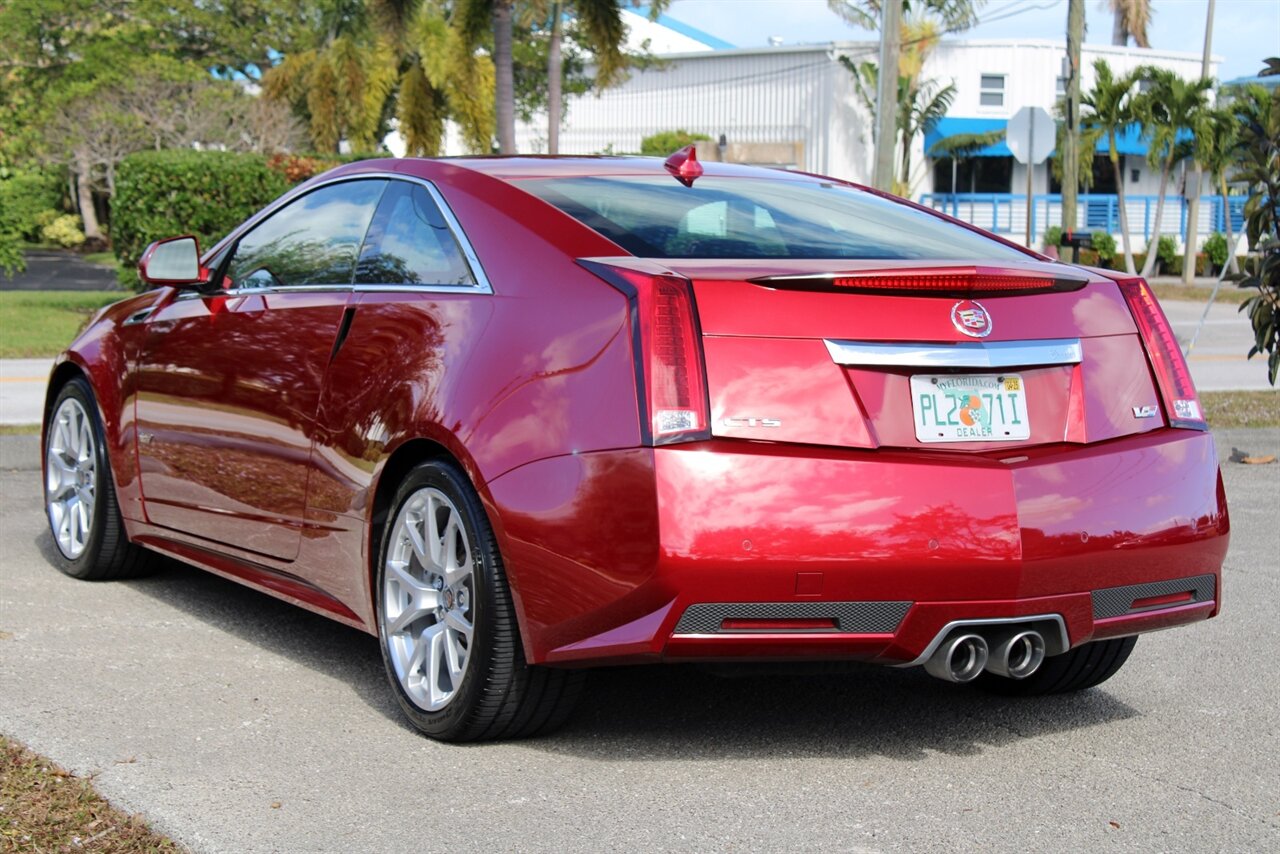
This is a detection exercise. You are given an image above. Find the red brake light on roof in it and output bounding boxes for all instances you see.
[1117,278,1207,430]
[578,260,710,444]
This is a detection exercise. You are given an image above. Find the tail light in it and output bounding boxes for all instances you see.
[1117,278,1206,430]
[578,260,710,444]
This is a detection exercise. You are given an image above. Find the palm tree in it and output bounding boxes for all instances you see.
[1081,59,1140,273]
[1192,105,1242,275]
[528,1,665,155]
[1107,0,1152,48]
[827,0,982,31]
[1133,67,1211,278]
[263,0,398,153]
[265,0,494,156]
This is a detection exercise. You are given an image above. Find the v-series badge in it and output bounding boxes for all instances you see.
[1132,405,1158,419]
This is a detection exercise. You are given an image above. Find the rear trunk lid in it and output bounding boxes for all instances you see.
[663,258,1163,451]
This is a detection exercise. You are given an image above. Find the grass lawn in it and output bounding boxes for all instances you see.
[1200,390,1280,428]
[0,735,179,852]
[1148,282,1255,306]
[0,290,126,358]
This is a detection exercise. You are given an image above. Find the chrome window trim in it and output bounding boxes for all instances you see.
[199,170,493,296]
[178,281,487,300]
[824,337,1083,369]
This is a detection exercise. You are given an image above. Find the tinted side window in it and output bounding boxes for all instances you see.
[355,182,477,287]
[228,180,387,289]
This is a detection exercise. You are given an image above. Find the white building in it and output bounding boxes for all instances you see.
[508,20,1230,250]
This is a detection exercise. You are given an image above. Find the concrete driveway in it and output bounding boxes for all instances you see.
[1,429,1278,852]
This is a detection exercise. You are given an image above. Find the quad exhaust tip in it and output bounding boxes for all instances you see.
[922,628,1048,683]
[923,632,989,683]
[985,629,1047,680]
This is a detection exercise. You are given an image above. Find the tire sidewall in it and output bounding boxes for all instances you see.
[44,378,112,579]
[375,460,499,738]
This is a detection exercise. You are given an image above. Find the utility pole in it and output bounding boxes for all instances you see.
[1062,0,1084,263]
[873,0,902,193]
[1182,0,1216,283]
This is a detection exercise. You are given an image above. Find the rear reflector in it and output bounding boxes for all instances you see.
[749,265,1090,296]
[578,260,710,444]
[1117,278,1207,430]
[720,618,838,632]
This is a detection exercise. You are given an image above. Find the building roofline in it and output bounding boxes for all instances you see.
[651,37,1219,65]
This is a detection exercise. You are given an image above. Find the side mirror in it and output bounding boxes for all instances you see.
[138,235,209,289]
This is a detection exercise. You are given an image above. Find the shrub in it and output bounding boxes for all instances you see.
[0,168,64,242]
[40,214,85,248]
[1091,231,1117,266]
[1156,235,1179,270]
[112,150,290,289]
[639,130,712,157]
[1042,225,1063,247]
[1203,232,1229,270]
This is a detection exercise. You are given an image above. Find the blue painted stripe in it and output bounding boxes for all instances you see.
[631,5,736,50]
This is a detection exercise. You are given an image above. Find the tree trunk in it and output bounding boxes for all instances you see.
[74,154,103,241]
[1182,166,1203,282]
[1220,172,1239,275]
[1112,148,1136,274]
[493,0,516,154]
[872,0,901,192]
[546,2,563,155]
[1112,12,1127,46]
[899,122,912,190]
[1062,0,1085,262]
[1139,159,1172,279]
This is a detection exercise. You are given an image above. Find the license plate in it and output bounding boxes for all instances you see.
[910,373,1030,443]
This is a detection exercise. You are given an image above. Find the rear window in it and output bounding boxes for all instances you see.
[521,176,1027,261]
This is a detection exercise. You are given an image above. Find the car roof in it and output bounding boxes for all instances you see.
[394,155,832,184]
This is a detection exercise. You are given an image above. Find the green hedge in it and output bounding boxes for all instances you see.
[0,168,64,242]
[112,150,290,289]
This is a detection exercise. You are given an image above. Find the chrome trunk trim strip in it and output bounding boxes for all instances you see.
[824,337,1083,369]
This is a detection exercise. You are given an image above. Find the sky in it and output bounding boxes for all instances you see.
[665,0,1280,81]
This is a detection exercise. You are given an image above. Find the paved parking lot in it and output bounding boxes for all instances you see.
[1,430,1278,852]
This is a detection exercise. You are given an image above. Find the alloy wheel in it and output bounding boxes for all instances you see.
[46,397,97,560]
[382,487,476,711]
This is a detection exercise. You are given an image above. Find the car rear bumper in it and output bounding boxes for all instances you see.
[490,428,1227,666]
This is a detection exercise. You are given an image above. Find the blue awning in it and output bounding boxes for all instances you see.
[927,118,1189,159]
[925,118,1011,157]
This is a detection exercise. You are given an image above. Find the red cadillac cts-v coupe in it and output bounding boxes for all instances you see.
[43,152,1228,741]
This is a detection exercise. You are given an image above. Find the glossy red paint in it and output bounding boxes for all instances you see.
[45,155,1228,686]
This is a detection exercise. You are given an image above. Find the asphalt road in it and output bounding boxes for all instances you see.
[0,250,119,292]
[2,430,1279,853]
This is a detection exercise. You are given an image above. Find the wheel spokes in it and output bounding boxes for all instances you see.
[46,397,97,560]
[382,485,478,712]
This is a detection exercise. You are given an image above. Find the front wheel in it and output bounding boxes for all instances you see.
[976,636,1138,696]
[375,460,583,741]
[44,378,156,580]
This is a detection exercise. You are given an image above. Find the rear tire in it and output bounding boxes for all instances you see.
[375,459,583,741]
[43,378,156,581]
[976,636,1137,696]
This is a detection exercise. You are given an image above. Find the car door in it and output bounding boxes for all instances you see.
[134,178,387,561]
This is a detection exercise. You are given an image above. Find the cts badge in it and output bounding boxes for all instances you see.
[722,416,782,428]
[951,300,993,338]
[1132,405,1158,419]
